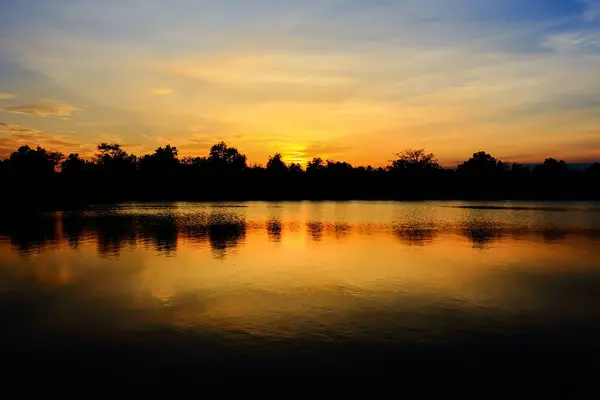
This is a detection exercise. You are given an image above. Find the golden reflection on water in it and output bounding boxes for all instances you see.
[0,201,599,339]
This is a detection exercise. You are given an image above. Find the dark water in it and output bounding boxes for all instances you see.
[1,201,600,383]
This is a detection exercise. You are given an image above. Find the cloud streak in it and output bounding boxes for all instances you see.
[581,0,600,21]
[0,121,39,134]
[0,99,81,117]
[0,132,88,159]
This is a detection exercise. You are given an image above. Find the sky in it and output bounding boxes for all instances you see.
[0,0,599,166]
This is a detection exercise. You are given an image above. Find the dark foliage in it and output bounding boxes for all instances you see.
[1,143,599,208]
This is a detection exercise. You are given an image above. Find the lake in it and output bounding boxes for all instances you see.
[1,201,600,383]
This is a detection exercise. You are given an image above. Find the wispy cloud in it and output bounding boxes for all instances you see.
[0,121,39,134]
[0,92,16,100]
[0,98,81,117]
[0,132,88,159]
[581,0,600,22]
[153,132,234,153]
[542,31,600,53]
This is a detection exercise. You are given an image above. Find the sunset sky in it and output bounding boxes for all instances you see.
[0,0,599,166]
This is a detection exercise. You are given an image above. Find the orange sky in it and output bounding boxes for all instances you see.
[1,0,599,166]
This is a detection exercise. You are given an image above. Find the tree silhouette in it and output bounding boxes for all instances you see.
[306,157,325,175]
[61,153,87,177]
[94,143,129,163]
[587,162,600,176]
[457,151,506,177]
[2,145,64,208]
[455,151,509,198]
[389,149,440,171]
[266,153,288,174]
[510,162,530,177]
[10,145,63,177]
[386,149,443,198]
[288,163,303,174]
[208,141,247,170]
[93,143,137,175]
[90,143,138,201]
[0,141,599,207]
[535,158,568,178]
[139,145,179,174]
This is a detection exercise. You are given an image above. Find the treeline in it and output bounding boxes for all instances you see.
[1,141,599,207]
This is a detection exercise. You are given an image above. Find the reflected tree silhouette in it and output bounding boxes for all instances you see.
[460,224,503,249]
[139,216,179,255]
[5,215,59,255]
[393,225,437,246]
[457,210,506,249]
[267,218,283,242]
[61,212,86,249]
[391,208,438,246]
[542,228,568,243]
[304,222,352,241]
[207,221,247,257]
[94,215,138,257]
[179,211,247,258]
[307,222,324,241]
[333,222,351,239]
[1,207,600,257]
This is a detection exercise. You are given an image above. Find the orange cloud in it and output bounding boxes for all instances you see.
[0,132,89,159]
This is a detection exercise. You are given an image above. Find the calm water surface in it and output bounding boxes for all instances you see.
[1,201,600,383]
